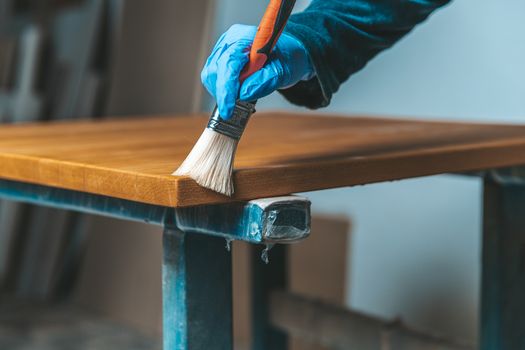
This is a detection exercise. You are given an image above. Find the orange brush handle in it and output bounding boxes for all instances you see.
[239,0,296,83]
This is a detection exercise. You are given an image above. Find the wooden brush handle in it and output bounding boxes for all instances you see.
[239,0,296,83]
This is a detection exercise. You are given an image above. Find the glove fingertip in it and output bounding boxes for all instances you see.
[201,72,212,93]
[200,65,208,83]
[202,81,217,99]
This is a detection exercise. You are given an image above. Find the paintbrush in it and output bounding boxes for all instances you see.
[173,0,296,196]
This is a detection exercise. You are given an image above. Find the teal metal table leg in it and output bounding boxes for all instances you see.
[481,175,525,349]
[252,244,288,350]
[163,227,233,350]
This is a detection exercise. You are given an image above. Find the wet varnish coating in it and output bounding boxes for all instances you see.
[0,113,525,207]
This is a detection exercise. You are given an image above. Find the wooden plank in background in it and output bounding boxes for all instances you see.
[0,0,117,300]
[1,114,525,207]
[271,291,473,350]
[289,216,349,350]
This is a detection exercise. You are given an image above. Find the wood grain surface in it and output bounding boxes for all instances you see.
[0,113,525,207]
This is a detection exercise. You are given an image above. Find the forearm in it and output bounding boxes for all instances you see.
[280,0,451,108]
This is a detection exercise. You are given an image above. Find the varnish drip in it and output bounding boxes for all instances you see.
[261,244,275,264]
[225,238,232,252]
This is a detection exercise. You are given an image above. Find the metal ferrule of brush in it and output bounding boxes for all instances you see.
[207,101,256,140]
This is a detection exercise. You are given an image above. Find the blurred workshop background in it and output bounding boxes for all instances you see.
[0,0,524,349]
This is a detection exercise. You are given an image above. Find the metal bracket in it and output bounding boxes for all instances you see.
[174,196,310,243]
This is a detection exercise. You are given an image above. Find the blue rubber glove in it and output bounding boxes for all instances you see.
[201,24,315,120]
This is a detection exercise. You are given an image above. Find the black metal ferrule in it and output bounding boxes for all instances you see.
[207,101,257,140]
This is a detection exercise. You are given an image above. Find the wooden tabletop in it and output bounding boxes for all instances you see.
[0,113,525,207]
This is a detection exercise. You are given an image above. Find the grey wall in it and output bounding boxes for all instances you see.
[212,0,525,342]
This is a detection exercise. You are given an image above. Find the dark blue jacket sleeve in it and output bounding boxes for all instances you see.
[280,0,451,108]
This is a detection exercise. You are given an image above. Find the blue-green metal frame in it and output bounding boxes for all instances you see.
[0,178,312,350]
[163,228,233,350]
[0,179,310,244]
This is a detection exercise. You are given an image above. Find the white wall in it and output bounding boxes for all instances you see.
[212,0,525,342]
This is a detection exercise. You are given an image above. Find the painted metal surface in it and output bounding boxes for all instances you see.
[251,244,288,350]
[0,178,310,348]
[176,195,311,243]
[481,179,525,349]
[0,179,310,244]
[0,176,310,349]
[163,228,233,350]
[0,178,170,226]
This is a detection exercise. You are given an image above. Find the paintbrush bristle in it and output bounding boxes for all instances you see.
[173,128,238,196]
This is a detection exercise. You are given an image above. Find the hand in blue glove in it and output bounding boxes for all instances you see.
[201,24,315,120]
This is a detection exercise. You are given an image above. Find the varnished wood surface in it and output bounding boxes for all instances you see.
[0,113,525,207]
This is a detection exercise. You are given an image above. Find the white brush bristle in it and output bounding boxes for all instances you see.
[173,128,238,196]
